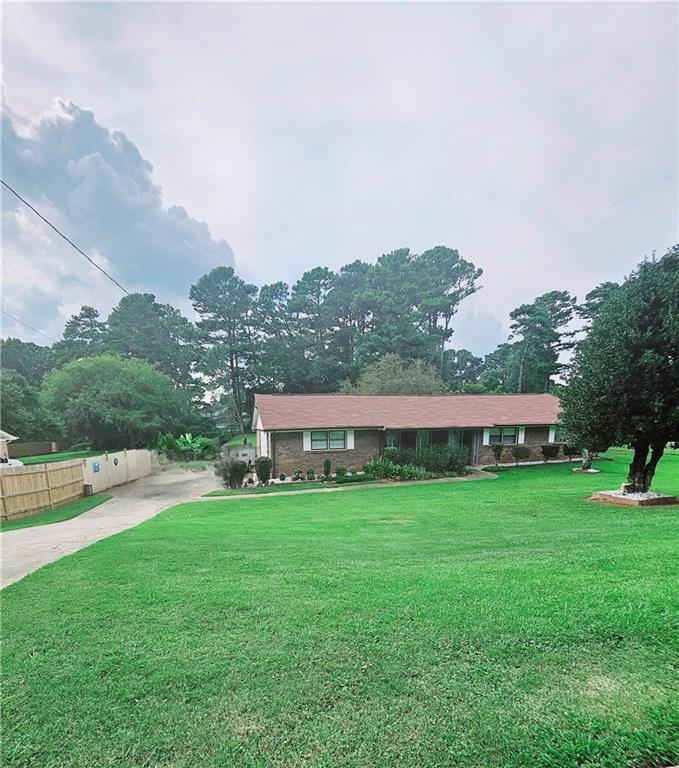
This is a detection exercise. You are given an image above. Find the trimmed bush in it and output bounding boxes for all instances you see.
[563,444,580,460]
[292,467,303,481]
[214,457,248,488]
[334,474,371,485]
[254,456,273,483]
[306,467,316,481]
[541,444,560,462]
[279,472,286,481]
[510,445,531,464]
[394,446,467,475]
[323,458,331,478]
[335,465,347,478]
[383,446,399,462]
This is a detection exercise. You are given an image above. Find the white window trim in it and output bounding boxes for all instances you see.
[485,426,524,446]
[548,425,556,444]
[303,429,354,451]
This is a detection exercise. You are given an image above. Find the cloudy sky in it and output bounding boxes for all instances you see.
[2,2,677,354]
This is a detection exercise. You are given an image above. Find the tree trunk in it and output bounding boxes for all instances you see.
[622,439,665,493]
[624,439,649,493]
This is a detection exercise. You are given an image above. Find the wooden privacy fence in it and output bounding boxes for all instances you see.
[0,460,84,523]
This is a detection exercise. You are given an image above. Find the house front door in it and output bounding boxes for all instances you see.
[462,430,481,465]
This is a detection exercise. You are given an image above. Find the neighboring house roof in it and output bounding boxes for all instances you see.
[0,430,19,442]
[254,393,562,431]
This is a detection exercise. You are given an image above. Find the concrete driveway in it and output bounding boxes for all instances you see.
[1,467,215,589]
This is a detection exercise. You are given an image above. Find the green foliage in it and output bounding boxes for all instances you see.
[41,355,194,449]
[335,465,347,478]
[214,456,248,488]
[445,348,484,391]
[363,458,433,480]
[52,306,107,365]
[333,474,372,485]
[106,293,197,392]
[340,353,449,394]
[0,337,54,386]
[254,456,273,483]
[322,458,331,478]
[292,468,303,481]
[562,246,679,490]
[0,369,63,441]
[383,446,399,462]
[541,444,560,462]
[306,467,316,480]
[395,446,467,474]
[2,451,678,766]
[190,267,258,433]
[158,433,217,459]
[490,443,503,465]
[510,445,532,464]
[481,292,576,394]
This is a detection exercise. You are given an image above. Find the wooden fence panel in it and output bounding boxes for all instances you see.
[0,460,84,522]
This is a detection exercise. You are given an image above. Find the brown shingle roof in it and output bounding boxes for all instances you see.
[254,393,561,431]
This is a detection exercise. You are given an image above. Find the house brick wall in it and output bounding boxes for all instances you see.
[477,425,563,465]
[272,429,383,477]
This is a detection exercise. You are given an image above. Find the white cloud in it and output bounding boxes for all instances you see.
[2,99,233,340]
[1,2,676,354]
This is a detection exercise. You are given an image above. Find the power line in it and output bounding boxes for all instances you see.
[1,179,129,295]
[1,310,56,343]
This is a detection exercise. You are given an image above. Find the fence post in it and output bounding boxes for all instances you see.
[46,465,55,510]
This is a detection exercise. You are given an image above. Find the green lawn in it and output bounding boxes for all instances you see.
[2,450,678,767]
[20,449,105,465]
[205,481,329,496]
[225,433,256,447]
[0,494,112,532]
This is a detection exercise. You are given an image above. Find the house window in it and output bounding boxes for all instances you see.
[310,430,346,450]
[553,426,565,443]
[385,430,399,448]
[489,426,518,445]
[431,430,449,446]
[329,430,346,449]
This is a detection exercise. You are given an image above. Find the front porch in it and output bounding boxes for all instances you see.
[384,429,482,465]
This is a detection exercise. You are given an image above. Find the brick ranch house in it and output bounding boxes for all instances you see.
[252,393,563,477]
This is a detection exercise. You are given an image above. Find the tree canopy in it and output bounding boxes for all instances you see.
[561,247,679,492]
[340,353,449,395]
[40,355,196,449]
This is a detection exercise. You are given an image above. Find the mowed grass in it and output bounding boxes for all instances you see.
[205,481,328,496]
[20,450,105,465]
[0,494,112,532]
[2,451,678,768]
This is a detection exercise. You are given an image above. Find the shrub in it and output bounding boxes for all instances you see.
[306,467,316,480]
[279,472,287,481]
[563,444,580,459]
[392,446,468,475]
[254,456,273,483]
[363,458,395,480]
[383,446,399,462]
[214,457,248,488]
[510,445,531,464]
[541,444,560,462]
[335,465,347,478]
[334,474,371,485]
[292,467,303,481]
[323,458,331,478]
[363,458,433,481]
